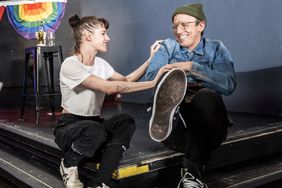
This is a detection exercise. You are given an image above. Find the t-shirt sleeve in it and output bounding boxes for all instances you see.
[60,58,91,90]
[94,57,114,79]
[103,61,114,79]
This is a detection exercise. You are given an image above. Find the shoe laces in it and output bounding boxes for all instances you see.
[177,172,205,188]
[174,107,187,128]
[68,167,79,179]
[89,183,109,188]
[61,164,79,184]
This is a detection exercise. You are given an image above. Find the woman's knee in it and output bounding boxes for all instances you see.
[83,125,107,144]
[109,114,136,147]
[114,113,136,134]
[69,122,108,158]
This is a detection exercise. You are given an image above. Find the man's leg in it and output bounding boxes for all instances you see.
[162,88,230,187]
[180,88,230,164]
[177,88,231,187]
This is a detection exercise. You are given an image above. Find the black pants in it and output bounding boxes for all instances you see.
[162,88,231,166]
[54,113,136,167]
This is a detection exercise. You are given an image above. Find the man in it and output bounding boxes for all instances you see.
[146,3,236,188]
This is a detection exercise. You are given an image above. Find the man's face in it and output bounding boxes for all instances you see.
[172,14,205,50]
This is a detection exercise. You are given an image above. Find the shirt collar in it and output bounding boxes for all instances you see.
[179,38,205,55]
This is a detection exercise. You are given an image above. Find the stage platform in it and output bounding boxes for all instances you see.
[0,102,282,188]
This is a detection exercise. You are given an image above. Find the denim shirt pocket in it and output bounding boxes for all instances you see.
[193,55,213,69]
[170,53,188,64]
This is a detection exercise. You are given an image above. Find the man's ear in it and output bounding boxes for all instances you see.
[198,21,206,32]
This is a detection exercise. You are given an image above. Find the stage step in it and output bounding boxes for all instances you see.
[0,140,63,188]
[0,111,282,187]
[207,152,282,188]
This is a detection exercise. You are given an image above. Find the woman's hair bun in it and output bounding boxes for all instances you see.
[69,14,81,28]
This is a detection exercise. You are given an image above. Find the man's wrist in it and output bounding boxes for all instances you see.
[186,61,193,71]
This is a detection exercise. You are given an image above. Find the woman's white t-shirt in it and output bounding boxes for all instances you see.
[60,56,114,116]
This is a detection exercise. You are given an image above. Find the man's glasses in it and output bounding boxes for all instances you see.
[171,22,196,33]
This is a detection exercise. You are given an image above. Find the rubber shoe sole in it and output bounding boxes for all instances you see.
[149,68,187,142]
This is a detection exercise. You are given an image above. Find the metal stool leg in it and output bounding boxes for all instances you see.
[44,53,56,119]
[34,47,42,125]
[19,52,29,121]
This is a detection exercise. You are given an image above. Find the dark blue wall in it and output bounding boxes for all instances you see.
[80,0,282,115]
[0,0,281,115]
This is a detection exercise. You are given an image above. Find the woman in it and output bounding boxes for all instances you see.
[53,15,164,188]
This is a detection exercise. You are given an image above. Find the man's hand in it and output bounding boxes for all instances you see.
[164,61,192,72]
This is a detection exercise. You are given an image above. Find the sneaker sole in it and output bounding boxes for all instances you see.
[149,68,187,142]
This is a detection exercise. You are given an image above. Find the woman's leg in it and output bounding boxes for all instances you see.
[93,113,136,186]
[55,115,107,167]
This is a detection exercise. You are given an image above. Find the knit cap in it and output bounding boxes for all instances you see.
[172,3,206,22]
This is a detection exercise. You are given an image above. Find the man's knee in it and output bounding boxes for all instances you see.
[192,88,226,113]
[194,88,221,104]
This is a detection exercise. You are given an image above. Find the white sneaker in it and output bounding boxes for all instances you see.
[87,182,110,188]
[96,183,110,188]
[60,159,84,188]
[0,82,3,91]
[177,172,207,188]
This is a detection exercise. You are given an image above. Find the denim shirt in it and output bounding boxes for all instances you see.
[145,38,236,95]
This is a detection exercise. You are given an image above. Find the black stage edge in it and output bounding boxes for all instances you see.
[0,102,282,187]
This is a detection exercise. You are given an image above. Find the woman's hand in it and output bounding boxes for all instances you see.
[148,40,163,61]
[152,66,169,86]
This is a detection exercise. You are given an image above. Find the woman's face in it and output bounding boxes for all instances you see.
[91,24,110,52]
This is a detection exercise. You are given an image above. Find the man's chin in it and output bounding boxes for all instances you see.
[178,41,190,48]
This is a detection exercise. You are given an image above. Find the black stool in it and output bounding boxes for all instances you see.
[20,46,63,125]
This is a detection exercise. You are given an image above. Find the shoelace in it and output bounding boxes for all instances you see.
[177,172,204,188]
[182,178,204,188]
[61,165,78,184]
[174,107,187,128]
[88,183,109,188]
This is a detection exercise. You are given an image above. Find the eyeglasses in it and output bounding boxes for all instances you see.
[171,22,196,33]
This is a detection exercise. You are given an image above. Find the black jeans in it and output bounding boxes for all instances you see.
[162,88,231,166]
[54,113,136,160]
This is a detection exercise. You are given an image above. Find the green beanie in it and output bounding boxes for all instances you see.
[172,3,206,22]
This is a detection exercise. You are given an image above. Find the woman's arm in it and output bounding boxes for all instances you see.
[111,40,163,82]
[81,67,166,95]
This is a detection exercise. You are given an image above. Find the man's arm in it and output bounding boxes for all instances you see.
[145,40,172,80]
[163,41,236,95]
[188,42,236,95]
